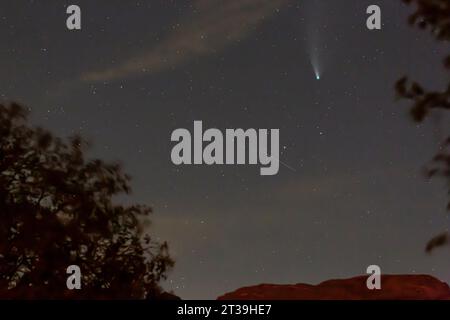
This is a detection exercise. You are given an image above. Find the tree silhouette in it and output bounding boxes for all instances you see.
[396,0,450,253]
[0,103,174,299]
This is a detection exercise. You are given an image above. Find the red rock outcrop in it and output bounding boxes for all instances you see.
[218,275,450,300]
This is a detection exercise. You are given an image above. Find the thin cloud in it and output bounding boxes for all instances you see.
[81,0,286,82]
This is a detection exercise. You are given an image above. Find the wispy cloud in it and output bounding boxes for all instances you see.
[81,0,286,82]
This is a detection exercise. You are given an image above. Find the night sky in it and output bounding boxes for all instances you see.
[1,0,450,299]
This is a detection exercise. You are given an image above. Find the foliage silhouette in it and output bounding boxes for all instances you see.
[396,0,450,253]
[0,103,174,299]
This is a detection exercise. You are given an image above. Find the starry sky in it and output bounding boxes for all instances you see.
[1,0,450,299]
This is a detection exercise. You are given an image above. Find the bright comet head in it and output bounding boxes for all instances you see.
[310,48,322,81]
[311,60,321,81]
[314,69,320,80]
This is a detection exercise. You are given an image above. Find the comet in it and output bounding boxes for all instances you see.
[314,67,320,80]
[304,1,327,82]
[310,53,321,80]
